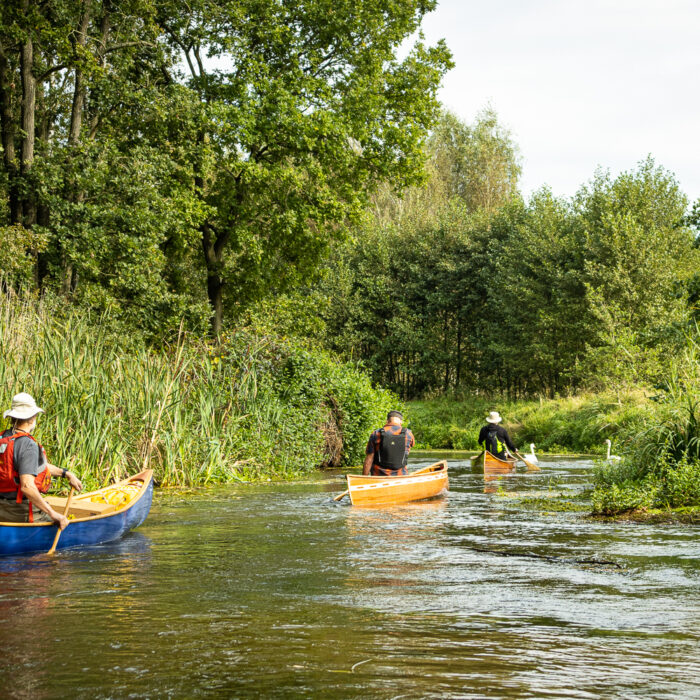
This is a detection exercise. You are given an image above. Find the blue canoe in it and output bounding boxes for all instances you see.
[0,469,153,557]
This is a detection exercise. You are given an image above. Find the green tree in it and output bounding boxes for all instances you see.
[574,158,699,390]
[429,107,521,214]
[157,0,452,335]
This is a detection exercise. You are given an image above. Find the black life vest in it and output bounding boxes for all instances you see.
[377,428,408,470]
[485,428,505,457]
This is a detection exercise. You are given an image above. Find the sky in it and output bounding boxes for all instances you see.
[417,0,700,202]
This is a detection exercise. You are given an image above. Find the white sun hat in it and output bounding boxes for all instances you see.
[485,411,502,424]
[3,392,44,420]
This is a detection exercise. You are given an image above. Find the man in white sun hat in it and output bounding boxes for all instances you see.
[0,392,82,525]
[478,410,517,461]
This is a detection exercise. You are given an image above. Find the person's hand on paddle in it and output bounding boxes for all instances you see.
[48,463,84,492]
[50,510,69,530]
[66,471,83,492]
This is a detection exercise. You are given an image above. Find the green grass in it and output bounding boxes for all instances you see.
[406,393,651,454]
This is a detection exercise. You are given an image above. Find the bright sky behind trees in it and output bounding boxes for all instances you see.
[420,0,700,200]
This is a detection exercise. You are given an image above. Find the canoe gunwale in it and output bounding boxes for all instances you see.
[0,469,153,528]
[346,460,447,482]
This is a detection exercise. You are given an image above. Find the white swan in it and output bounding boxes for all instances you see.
[605,439,621,461]
[524,443,538,464]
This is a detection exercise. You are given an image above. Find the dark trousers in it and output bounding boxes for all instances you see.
[0,499,52,523]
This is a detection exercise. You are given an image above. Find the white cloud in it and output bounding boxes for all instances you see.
[419,0,700,201]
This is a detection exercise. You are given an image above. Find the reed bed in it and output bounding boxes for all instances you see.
[592,328,700,513]
[0,293,395,488]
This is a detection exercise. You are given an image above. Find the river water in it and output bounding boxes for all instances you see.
[1,454,699,699]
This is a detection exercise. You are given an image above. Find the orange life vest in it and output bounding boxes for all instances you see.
[0,430,51,522]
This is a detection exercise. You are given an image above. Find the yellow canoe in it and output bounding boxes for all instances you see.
[346,460,448,506]
[470,450,517,473]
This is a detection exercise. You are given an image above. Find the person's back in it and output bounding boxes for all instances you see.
[478,411,516,460]
[363,411,415,476]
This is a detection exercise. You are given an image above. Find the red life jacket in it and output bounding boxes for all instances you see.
[0,430,51,522]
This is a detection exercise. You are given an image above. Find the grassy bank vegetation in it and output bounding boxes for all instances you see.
[0,293,397,488]
[407,393,651,454]
[591,331,700,515]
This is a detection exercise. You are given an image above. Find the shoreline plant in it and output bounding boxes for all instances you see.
[0,292,397,489]
[591,329,700,514]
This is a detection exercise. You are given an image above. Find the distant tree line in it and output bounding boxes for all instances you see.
[297,112,700,399]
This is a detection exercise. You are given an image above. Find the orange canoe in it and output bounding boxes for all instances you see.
[470,450,517,473]
[346,460,449,506]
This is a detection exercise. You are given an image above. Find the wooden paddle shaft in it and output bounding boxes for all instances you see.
[48,487,75,555]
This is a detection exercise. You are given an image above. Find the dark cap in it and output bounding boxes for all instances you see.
[387,410,404,421]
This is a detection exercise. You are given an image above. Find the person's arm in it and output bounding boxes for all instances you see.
[502,428,517,452]
[19,474,68,529]
[47,463,83,492]
[478,426,487,448]
[363,432,377,475]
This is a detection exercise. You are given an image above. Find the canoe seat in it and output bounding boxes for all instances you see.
[45,496,117,518]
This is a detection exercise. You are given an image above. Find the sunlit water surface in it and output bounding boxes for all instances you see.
[1,454,699,699]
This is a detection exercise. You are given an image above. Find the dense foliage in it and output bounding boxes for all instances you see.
[314,112,700,399]
[0,0,451,335]
[0,292,398,486]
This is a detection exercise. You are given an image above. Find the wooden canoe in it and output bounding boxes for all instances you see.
[346,460,448,506]
[0,470,153,557]
[470,450,517,473]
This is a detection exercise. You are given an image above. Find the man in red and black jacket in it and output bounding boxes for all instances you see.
[363,411,415,476]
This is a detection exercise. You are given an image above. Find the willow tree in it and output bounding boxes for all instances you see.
[158,0,452,335]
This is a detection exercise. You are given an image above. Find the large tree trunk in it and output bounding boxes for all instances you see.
[207,268,224,337]
[35,78,51,286]
[20,34,36,229]
[61,2,93,295]
[0,43,20,224]
[201,221,224,337]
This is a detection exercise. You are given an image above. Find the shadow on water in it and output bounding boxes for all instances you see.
[1,456,699,698]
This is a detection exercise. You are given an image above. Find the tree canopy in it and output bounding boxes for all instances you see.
[0,0,452,334]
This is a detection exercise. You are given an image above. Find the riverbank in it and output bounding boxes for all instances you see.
[0,292,397,488]
[406,393,651,454]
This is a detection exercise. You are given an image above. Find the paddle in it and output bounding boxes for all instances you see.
[48,487,75,555]
[514,450,540,471]
[332,462,443,502]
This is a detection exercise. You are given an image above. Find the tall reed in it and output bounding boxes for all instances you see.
[0,292,395,488]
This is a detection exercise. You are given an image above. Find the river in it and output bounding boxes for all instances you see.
[1,454,699,699]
